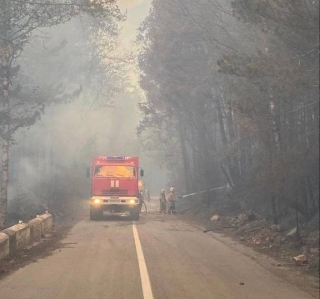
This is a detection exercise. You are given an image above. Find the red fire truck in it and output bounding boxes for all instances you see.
[88,156,144,221]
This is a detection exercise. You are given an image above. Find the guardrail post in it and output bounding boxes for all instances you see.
[0,232,9,261]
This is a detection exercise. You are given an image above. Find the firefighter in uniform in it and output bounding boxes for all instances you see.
[159,189,167,213]
[167,187,176,215]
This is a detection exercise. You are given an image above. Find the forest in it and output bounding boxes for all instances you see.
[0,0,319,232]
[137,0,319,225]
[0,0,131,228]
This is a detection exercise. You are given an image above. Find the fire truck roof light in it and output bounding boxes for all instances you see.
[106,156,126,160]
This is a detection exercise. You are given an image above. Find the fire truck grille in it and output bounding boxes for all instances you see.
[102,189,128,196]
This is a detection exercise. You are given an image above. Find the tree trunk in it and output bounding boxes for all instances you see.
[177,114,193,193]
[215,95,237,186]
[271,195,279,225]
[300,179,310,221]
[306,176,316,211]
[295,209,301,241]
[267,132,278,224]
[0,70,10,229]
[0,1,11,229]
[226,103,239,176]
[216,96,228,146]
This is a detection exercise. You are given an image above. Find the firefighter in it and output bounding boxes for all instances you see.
[159,189,167,213]
[167,187,176,215]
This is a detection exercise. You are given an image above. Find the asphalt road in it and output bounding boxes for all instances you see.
[0,200,317,299]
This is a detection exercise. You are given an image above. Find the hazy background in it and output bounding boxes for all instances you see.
[6,0,165,223]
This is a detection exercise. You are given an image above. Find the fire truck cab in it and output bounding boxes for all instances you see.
[88,156,143,221]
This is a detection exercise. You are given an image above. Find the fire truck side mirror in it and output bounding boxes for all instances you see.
[140,169,144,177]
[86,167,90,178]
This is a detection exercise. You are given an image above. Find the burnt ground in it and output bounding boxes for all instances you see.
[178,212,319,298]
[180,210,319,277]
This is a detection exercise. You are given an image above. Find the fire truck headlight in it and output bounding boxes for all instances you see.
[129,199,136,205]
[94,199,101,204]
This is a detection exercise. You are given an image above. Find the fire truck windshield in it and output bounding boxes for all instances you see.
[94,165,136,178]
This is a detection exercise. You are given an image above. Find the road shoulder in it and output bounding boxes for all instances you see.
[179,214,319,298]
[0,221,74,280]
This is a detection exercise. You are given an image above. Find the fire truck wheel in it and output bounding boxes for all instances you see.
[90,207,102,221]
[130,208,140,221]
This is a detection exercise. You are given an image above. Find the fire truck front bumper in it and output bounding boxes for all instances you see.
[90,197,140,212]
